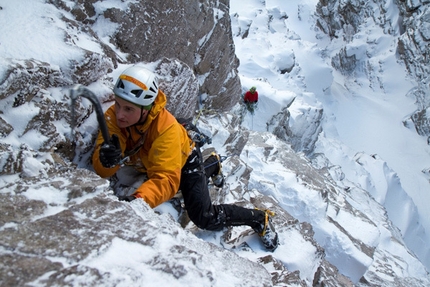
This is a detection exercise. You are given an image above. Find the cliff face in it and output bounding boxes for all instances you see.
[60,0,241,112]
[1,1,430,286]
[0,0,242,163]
[397,1,430,140]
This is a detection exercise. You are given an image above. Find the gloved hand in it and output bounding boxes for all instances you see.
[117,195,136,202]
[99,134,122,168]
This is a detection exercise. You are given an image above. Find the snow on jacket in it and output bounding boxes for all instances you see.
[244,90,258,103]
[92,90,194,208]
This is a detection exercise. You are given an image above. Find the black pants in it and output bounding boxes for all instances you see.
[180,147,265,231]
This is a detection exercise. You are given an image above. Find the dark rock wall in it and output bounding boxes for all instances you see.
[67,0,241,112]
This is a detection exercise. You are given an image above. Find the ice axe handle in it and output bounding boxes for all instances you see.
[70,85,111,144]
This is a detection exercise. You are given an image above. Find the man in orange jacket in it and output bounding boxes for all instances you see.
[92,65,279,251]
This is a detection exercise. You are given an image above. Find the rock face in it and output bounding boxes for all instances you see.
[0,166,274,287]
[61,0,241,112]
[1,1,430,286]
[397,2,430,141]
[155,58,200,120]
[267,97,323,155]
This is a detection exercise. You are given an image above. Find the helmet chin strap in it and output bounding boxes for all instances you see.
[137,107,148,124]
[131,105,151,128]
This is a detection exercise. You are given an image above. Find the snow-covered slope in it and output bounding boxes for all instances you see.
[230,0,430,271]
[0,0,429,286]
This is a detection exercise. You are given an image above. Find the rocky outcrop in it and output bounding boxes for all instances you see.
[397,2,430,141]
[1,1,430,286]
[155,58,199,120]
[266,97,323,155]
[58,0,241,112]
[0,165,275,287]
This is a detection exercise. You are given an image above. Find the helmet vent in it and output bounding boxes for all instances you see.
[149,87,157,94]
[144,95,153,99]
[131,90,143,98]
[117,80,125,89]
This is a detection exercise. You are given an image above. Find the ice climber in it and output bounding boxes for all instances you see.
[92,65,279,251]
[244,86,258,104]
[243,86,259,115]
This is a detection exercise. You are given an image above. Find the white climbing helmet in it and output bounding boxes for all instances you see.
[113,65,159,109]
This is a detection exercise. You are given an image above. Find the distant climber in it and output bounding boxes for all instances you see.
[243,86,258,115]
[244,86,258,104]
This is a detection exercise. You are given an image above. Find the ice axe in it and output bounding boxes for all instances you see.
[70,85,129,166]
[69,84,111,144]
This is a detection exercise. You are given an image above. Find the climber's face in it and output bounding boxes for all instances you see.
[114,96,148,128]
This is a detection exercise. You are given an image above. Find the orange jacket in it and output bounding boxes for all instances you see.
[92,90,194,208]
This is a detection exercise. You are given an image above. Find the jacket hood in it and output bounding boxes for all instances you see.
[137,89,167,132]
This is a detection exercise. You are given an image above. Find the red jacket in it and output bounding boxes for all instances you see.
[244,91,258,103]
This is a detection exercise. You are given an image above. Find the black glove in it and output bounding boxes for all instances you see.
[117,195,136,202]
[99,134,122,168]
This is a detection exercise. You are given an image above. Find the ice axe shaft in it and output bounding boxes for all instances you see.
[70,85,111,144]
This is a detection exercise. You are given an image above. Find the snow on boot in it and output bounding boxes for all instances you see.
[254,209,279,252]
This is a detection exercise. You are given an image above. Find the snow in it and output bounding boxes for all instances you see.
[0,0,83,67]
[1,0,430,285]
[231,0,430,272]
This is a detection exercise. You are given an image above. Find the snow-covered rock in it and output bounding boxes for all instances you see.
[0,0,429,286]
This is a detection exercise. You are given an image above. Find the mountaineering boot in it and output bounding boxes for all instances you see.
[204,152,225,188]
[253,209,279,251]
[210,153,224,188]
